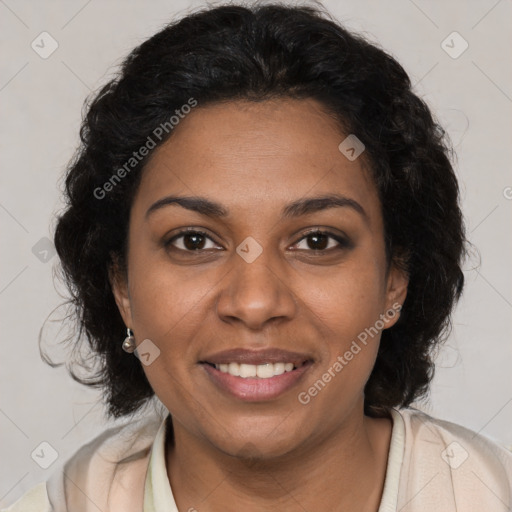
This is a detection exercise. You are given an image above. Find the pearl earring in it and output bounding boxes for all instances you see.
[122,328,136,353]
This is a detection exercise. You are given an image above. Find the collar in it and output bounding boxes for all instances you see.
[143,413,178,511]
[378,408,405,511]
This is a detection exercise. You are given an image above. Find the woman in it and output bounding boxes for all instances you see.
[3,2,511,511]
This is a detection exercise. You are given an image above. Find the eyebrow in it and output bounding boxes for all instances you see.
[145,193,368,224]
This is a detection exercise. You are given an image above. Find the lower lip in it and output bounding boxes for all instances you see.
[201,362,313,401]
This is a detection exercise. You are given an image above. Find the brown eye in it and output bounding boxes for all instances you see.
[294,230,351,252]
[165,230,220,252]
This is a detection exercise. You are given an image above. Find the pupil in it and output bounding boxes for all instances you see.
[184,233,205,250]
[309,233,327,250]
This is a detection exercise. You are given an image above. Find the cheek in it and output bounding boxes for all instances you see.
[299,255,387,384]
[124,253,206,386]
[127,246,206,335]
[304,258,386,335]
[125,253,208,415]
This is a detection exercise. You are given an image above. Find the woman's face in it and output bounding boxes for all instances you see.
[112,98,408,458]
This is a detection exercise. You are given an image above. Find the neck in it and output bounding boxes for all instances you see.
[165,404,392,512]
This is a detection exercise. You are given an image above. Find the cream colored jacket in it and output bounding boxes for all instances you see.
[2,407,511,511]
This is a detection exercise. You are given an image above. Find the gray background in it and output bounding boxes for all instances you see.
[1,0,511,505]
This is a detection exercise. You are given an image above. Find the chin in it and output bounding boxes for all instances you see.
[206,419,306,461]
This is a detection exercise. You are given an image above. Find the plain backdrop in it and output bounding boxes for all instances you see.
[1,0,511,505]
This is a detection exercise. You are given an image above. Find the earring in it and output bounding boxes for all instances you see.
[122,328,136,353]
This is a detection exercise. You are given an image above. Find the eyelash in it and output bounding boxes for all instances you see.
[164,228,351,254]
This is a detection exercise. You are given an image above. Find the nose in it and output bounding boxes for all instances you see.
[215,245,298,331]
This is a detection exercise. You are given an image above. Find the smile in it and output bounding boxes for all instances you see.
[200,360,312,401]
[212,361,297,378]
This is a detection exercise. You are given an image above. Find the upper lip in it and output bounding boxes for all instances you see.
[200,348,312,366]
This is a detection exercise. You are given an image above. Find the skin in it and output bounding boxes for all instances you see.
[112,98,409,512]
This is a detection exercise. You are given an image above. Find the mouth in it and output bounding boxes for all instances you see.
[201,360,308,378]
[198,349,313,401]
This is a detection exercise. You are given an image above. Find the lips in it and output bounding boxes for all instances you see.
[199,348,313,401]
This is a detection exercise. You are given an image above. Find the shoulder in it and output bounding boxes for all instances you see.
[2,411,165,512]
[398,406,512,467]
[394,407,512,511]
[1,482,50,512]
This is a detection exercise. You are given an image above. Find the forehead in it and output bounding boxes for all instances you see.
[133,98,380,225]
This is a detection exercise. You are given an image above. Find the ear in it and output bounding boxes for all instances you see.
[383,258,409,329]
[108,253,133,328]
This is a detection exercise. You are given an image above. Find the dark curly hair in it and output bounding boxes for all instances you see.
[47,1,467,419]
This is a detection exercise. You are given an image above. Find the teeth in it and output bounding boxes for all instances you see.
[228,362,240,376]
[240,363,256,378]
[214,362,297,378]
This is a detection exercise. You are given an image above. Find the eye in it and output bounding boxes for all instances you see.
[293,229,351,252]
[164,228,351,254]
[165,229,221,252]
